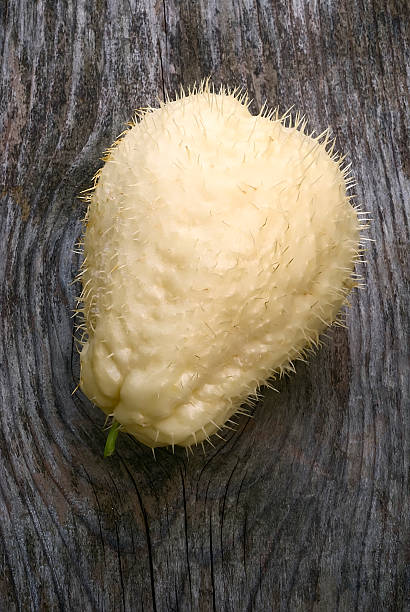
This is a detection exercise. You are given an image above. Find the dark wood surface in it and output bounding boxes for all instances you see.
[1,1,408,610]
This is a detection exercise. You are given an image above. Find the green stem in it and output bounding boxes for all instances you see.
[104,420,121,457]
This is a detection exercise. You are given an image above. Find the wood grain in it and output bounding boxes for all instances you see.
[1,1,408,610]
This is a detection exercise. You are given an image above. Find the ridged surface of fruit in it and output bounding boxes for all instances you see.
[78,87,360,448]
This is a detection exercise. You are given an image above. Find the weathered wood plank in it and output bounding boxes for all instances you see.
[0,0,408,610]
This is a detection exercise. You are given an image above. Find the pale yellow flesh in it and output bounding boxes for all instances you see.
[78,89,360,448]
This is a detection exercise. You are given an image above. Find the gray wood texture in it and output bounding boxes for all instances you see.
[1,1,409,610]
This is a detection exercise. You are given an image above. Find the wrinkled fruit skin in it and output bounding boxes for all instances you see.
[78,87,360,448]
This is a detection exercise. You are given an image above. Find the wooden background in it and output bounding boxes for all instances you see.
[1,1,408,610]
